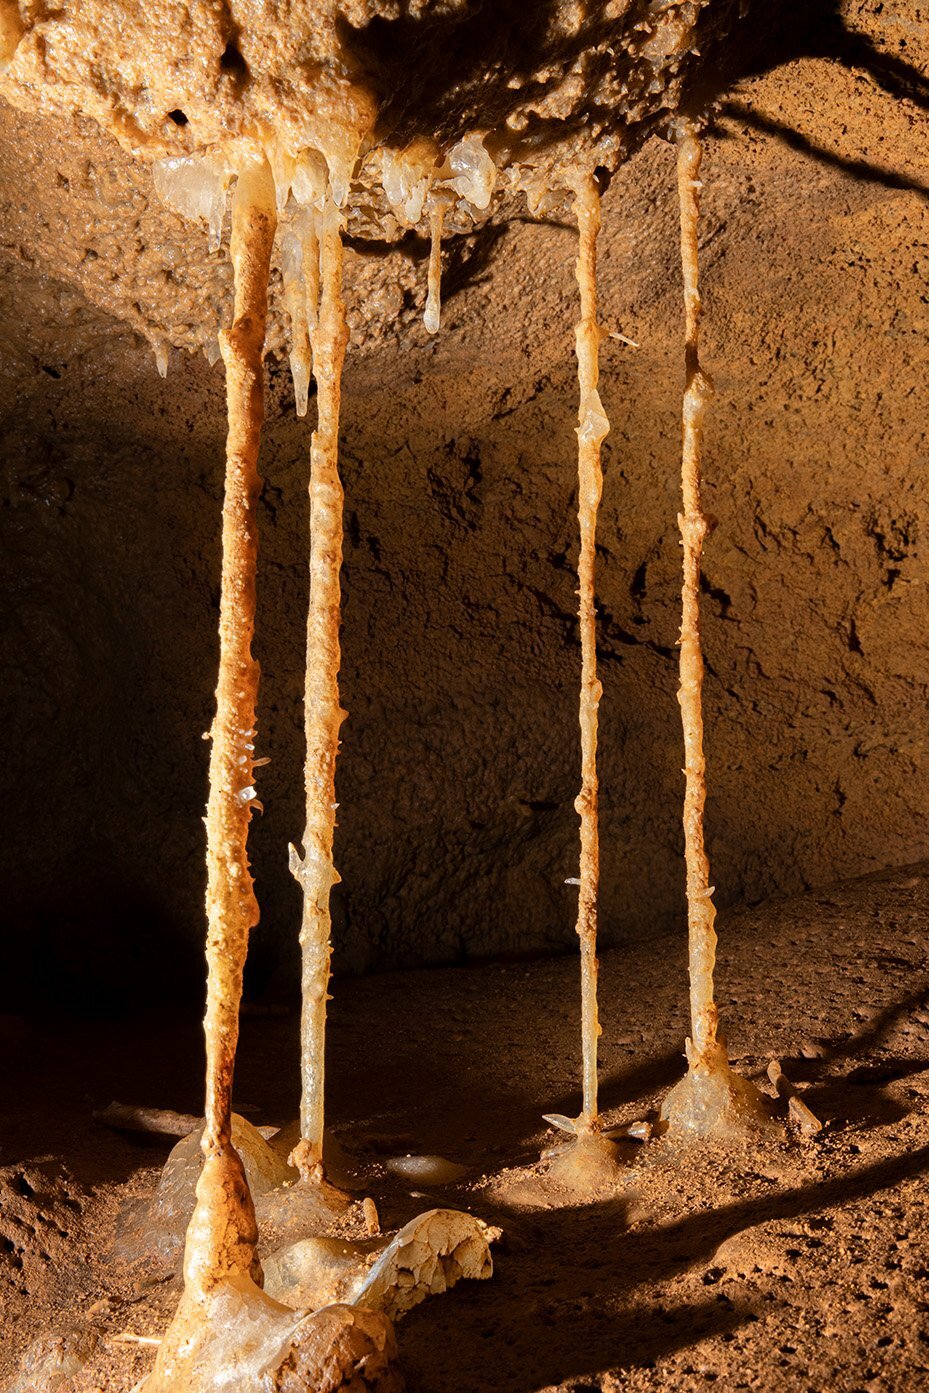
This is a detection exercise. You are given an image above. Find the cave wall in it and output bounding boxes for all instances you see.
[2,1,928,1009]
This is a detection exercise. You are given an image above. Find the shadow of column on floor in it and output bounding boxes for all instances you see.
[400,1144,929,1393]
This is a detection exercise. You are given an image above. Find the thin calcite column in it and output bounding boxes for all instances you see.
[544,175,620,1187]
[573,174,609,1130]
[193,156,277,1288]
[144,156,301,1393]
[289,198,349,1183]
[661,120,770,1139]
[675,121,719,1072]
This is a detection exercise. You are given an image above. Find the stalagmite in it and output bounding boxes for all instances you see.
[142,155,399,1393]
[119,1112,293,1269]
[544,174,622,1189]
[659,119,771,1142]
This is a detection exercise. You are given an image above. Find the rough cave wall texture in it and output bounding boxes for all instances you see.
[1,1,927,1010]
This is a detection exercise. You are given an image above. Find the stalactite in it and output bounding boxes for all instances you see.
[281,210,314,417]
[423,202,445,335]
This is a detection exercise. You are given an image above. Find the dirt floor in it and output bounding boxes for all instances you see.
[3,861,929,1391]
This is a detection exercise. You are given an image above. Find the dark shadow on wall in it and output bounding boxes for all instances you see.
[718,104,929,200]
[341,1,929,308]
[347,0,675,147]
[698,0,929,200]
[2,875,202,1018]
[702,0,929,111]
[347,0,929,154]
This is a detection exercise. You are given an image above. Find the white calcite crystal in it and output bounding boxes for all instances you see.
[153,153,231,252]
[443,133,496,210]
[291,148,329,209]
[577,388,610,446]
[381,138,439,226]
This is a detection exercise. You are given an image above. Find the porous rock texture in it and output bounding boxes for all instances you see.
[2,1,928,1003]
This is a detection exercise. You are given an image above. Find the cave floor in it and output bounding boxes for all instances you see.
[3,863,929,1391]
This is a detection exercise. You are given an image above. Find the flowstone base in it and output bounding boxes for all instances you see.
[482,1121,629,1212]
[660,1043,776,1142]
[116,1114,296,1268]
[262,1208,497,1320]
[544,1129,626,1193]
[117,1116,369,1269]
[126,1117,496,1342]
[256,1174,355,1253]
[141,1279,400,1393]
[5,872,929,1391]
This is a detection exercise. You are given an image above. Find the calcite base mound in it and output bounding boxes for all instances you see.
[142,1279,401,1393]
[661,1044,774,1141]
[545,1129,625,1193]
